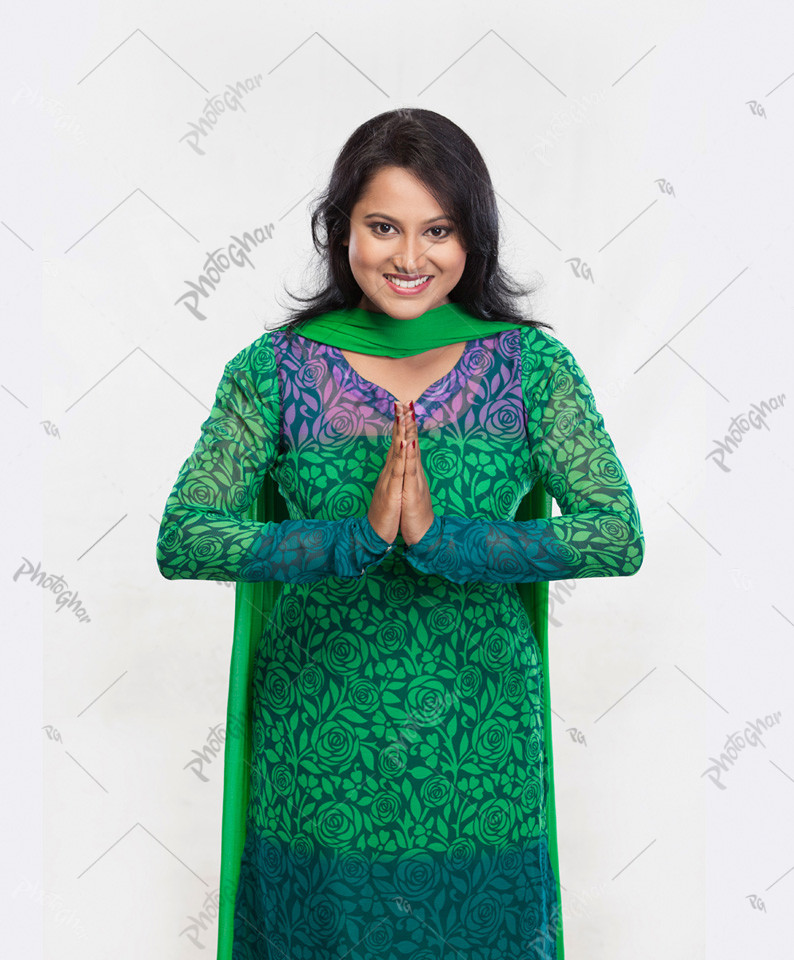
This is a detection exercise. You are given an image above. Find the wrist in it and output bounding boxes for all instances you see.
[404,513,443,557]
[360,513,395,551]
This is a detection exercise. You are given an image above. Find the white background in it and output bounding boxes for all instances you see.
[3,0,793,957]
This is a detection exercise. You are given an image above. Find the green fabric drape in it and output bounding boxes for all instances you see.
[216,474,564,959]
[286,302,543,356]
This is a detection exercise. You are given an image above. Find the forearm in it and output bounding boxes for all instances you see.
[402,510,644,584]
[156,509,395,583]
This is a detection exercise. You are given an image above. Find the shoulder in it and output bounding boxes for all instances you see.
[224,327,283,379]
[518,325,604,424]
[208,328,288,410]
[518,323,570,361]
[518,323,579,391]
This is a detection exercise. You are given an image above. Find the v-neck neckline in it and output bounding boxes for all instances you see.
[329,338,475,412]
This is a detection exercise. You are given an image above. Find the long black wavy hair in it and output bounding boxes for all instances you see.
[276,107,553,336]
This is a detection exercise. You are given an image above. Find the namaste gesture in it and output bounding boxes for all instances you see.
[367,400,436,546]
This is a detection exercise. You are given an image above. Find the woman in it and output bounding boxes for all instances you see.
[156,108,644,960]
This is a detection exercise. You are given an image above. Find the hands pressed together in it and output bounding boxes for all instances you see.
[366,400,436,547]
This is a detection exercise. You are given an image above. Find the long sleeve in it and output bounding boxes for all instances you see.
[155,334,395,583]
[402,331,645,584]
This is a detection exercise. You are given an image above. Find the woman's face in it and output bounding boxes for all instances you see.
[343,165,467,317]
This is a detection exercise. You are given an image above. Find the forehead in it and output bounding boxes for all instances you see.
[353,166,446,215]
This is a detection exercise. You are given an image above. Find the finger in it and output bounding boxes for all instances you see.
[390,401,404,459]
[404,406,416,443]
[405,408,419,464]
[390,412,398,456]
[404,426,417,480]
[393,403,407,471]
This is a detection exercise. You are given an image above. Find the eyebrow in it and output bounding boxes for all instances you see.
[362,212,452,224]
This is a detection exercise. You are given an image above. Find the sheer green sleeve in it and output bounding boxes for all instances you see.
[155,335,394,583]
[402,332,645,583]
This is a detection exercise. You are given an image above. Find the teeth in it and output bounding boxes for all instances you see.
[386,275,430,289]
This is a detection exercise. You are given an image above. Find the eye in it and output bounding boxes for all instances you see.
[368,222,454,239]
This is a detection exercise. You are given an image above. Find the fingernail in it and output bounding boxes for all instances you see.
[400,440,403,449]
[412,439,416,448]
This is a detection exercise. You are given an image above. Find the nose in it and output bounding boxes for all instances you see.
[391,234,430,274]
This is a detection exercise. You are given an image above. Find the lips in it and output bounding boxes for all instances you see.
[384,273,430,281]
[382,274,433,295]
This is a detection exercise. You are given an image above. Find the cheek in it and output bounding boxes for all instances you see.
[349,233,380,268]
[446,243,467,273]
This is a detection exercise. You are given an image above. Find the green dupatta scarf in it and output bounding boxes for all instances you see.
[217,301,564,958]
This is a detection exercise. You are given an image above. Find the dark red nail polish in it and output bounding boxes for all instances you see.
[412,439,416,448]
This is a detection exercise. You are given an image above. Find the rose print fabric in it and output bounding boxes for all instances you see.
[156,321,644,960]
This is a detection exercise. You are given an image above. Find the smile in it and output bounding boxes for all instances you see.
[383,274,433,294]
